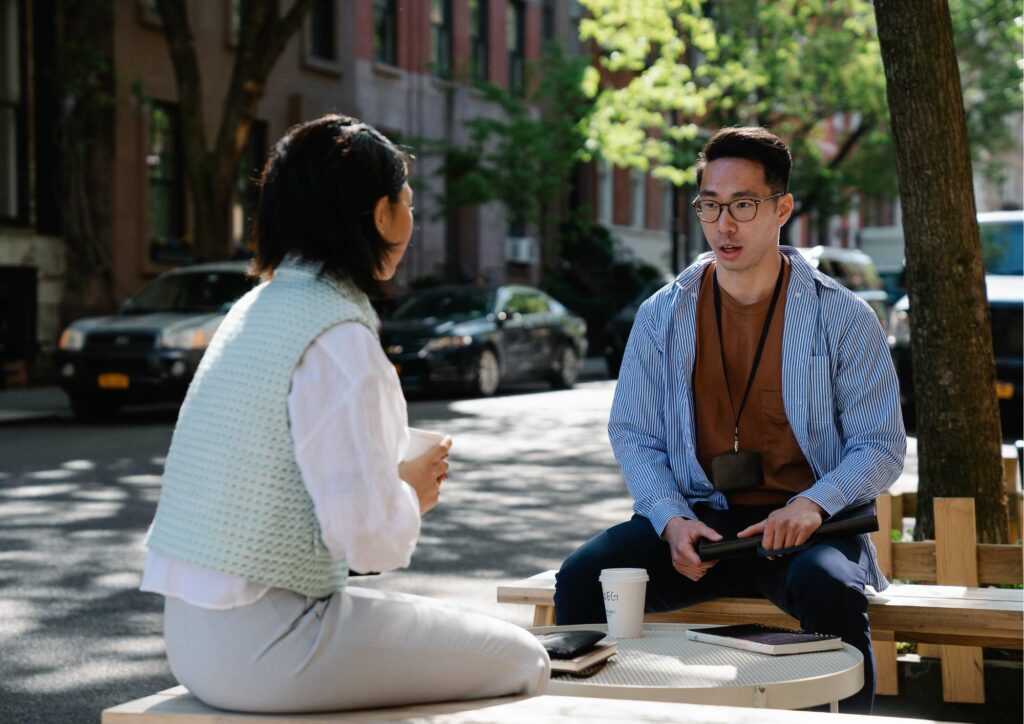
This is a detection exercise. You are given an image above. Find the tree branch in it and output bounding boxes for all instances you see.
[792,115,875,218]
[153,0,207,155]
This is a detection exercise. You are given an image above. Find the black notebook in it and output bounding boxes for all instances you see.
[697,501,878,562]
[686,624,843,655]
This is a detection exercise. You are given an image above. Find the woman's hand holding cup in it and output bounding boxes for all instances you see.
[399,435,452,515]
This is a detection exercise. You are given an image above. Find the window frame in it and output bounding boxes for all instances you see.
[373,0,398,67]
[506,0,525,96]
[469,0,489,84]
[0,0,26,224]
[146,100,188,265]
[304,0,342,72]
[430,0,452,78]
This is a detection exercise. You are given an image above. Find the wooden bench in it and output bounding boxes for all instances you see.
[102,685,952,723]
[497,496,1023,705]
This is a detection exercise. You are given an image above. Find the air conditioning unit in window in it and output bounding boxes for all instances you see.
[505,236,538,264]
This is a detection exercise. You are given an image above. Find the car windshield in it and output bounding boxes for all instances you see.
[125,271,253,314]
[981,220,1024,276]
[392,288,495,322]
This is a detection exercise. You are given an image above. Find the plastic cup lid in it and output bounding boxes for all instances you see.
[599,567,649,583]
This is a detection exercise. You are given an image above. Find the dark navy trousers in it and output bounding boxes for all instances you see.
[554,506,875,713]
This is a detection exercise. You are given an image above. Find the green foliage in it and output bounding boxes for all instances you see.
[950,0,1024,180]
[416,45,591,233]
[579,0,1022,219]
[543,216,663,351]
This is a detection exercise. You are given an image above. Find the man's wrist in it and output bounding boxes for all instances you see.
[790,496,825,517]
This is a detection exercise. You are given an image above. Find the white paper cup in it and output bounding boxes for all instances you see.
[403,427,448,461]
[599,568,649,638]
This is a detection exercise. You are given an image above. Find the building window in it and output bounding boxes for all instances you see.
[0,0,22,222]
[307,0,337,62]
[469,0,488,84]
[430,0,452,78]
[541,0,555,45]
[507,1,525,95]
[568,0,583,55]
[631,170,645,228]
[374,0,397,65]
[232,121,267,254]
[147,102,187,264]
[598,161,613,227]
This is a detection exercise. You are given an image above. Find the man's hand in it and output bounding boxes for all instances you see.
[663,516,723,581]
[398,436,452,516]
[736,497,824,554]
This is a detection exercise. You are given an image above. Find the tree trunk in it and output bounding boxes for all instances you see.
[155,0,316,262]
[190,153,236,262]
[53,1,117,315]
[874,0,1006,542]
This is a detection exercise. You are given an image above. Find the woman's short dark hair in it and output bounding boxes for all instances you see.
[252,114,411,296]
[695,126,791,194]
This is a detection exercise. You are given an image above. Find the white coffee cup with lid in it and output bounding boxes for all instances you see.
[599,567,649,638]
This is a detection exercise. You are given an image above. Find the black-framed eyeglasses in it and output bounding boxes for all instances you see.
[691,192,784,223]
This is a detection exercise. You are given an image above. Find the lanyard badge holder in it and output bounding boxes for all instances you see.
[709,262,785,493]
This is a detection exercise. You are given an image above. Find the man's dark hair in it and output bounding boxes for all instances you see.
[695,126,791,194]
[252,114,411,296]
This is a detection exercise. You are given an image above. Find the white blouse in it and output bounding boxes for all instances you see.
[140,322,422,609]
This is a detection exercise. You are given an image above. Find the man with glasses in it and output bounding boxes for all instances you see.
[555,127,904,713]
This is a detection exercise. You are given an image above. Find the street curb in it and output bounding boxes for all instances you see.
[0,411,67,426]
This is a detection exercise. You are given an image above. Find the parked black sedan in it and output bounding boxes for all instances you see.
[380,285,587,396]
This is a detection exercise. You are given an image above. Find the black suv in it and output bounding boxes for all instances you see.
[56,262,255,419]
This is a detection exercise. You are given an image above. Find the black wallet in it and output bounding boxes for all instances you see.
[534,630,606,659]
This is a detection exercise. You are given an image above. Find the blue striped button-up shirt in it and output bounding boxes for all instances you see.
[608,246,906,591]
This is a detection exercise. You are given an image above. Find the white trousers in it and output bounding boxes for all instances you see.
[164,586,550,713]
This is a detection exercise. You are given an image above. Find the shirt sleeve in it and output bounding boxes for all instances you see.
[608,302,697,536]
[288,322,421,572]
[796,299,906,516]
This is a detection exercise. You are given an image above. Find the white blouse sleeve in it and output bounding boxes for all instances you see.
[287,322,421,572]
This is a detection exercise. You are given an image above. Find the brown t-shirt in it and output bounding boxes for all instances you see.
[693,255,815,505]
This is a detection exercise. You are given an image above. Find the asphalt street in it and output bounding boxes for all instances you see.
[1,378,1017,723]
[0,380,632,723]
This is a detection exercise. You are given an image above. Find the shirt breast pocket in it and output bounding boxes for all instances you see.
[807,355,836,428]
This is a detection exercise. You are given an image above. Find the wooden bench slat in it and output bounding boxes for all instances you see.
[892,542,1023,585]
[498,575,1024,649]
[102,686,954,723]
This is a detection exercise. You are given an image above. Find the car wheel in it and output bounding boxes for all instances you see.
[471,348,500,397]
[69,394,122,422]
[550,345,580,389]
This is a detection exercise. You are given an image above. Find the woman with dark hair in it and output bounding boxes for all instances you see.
[140,115,549,713]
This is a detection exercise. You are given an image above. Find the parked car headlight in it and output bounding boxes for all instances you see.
[161,323,219,350]
[887,309,911,347]
[422,335,472,354]
[59,328,85,351]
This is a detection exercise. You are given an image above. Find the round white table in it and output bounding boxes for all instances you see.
[531,623,864,711]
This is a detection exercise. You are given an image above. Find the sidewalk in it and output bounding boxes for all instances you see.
[0,385,70,424]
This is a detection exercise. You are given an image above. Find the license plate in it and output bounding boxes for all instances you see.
[393,363,402,376]
[995,381,1013,400]
[98,373,130,390]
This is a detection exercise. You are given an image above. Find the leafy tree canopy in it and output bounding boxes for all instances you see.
[580,0,1022,219]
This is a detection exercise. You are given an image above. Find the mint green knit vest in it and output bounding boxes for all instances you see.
[146,260,379,597]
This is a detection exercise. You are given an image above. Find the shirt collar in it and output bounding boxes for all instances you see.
[673,245,839,295]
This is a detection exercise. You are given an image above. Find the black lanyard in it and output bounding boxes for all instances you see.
[712,260,785,452]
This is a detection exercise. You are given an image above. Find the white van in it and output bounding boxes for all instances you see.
[887,210,1024,437]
